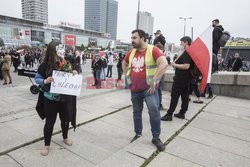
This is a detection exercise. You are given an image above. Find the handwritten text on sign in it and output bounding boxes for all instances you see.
[50,70,83,96]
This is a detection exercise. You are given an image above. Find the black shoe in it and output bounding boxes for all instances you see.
[130,134,142,143]
[207,95,213,99]
[161,114,172,121]
[152,138,165,151]
[201,93,205,97]
[174,113,185,119]
[9,81,12,84]
[3,82,7,85]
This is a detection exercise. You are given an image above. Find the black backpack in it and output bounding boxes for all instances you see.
[218,31,230,47]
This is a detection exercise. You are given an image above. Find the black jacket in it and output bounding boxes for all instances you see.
[153,34,166,46]
[36,62,77,129]
[213,25,224,55]
[231,57,243,71]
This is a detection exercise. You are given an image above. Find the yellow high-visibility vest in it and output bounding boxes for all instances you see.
[126,44,157,85]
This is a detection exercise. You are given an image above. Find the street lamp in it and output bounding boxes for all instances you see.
[136,0,140,29]
[179,17,192,36]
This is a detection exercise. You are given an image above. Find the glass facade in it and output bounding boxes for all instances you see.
[0,26,13,39]
[0,15,113,47]
[76,35,89,46]
[31,30,44,42]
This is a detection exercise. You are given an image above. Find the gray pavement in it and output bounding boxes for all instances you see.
[0,60,250,166]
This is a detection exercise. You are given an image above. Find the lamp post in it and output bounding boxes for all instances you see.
[179,17,192,36]
[136,0,140,29]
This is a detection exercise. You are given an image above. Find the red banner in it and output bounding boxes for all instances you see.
[25,30,30,35]
[65,35,76,46]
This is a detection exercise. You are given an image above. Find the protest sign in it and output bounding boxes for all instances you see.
[50,70,83,96]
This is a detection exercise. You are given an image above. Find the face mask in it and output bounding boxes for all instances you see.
[56,44,65,59]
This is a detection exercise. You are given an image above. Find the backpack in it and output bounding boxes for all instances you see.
[218,31,230,47]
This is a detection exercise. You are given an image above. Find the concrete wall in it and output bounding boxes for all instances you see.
[163,70,250,100]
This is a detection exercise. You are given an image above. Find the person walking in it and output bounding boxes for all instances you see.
[1,51,12,85]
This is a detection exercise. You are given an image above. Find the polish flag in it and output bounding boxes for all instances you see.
[186,26,213,93]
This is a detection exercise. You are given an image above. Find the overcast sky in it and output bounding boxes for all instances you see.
[0,0,250,44]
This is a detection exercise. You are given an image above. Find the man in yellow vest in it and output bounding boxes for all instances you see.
[122,29,168,151]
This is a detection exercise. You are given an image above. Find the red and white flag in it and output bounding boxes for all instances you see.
[186,26,213,93]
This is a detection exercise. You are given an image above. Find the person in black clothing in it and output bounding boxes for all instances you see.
[94,54,104,88]
[231,52,243,71]
[155,43,165,110]
[161,36,194,121]
[202,19,224,99]
[153,30,166,47]
[115,53,123,86]
[35,40,78,156]
[74,50,81,73]
[0,51,4,80]
[12,51,20,72]
[212,19,224,55]
[91,52,97,86]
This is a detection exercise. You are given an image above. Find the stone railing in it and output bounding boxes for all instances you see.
[163,70,250,100]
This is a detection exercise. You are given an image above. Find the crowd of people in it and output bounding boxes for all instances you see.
[0,46,87,85]
[90,50,125,88]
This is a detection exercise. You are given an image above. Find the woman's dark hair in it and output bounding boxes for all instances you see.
[44,40,61,69]
[132,29,147,42]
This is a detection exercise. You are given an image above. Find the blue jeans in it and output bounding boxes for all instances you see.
[131,89,161,139]
[96,69,102,87]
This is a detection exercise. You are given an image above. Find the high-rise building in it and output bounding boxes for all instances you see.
[107,0,118,40]
[85,0,118,39]
[137,11,154,36]
[22,0,48,23]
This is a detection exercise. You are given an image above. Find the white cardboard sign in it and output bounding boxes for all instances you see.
[50,70,83,96]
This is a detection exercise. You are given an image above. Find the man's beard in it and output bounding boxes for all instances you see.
[132,42,141,48]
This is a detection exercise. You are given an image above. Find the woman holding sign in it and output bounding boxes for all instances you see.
[35,40,78,156]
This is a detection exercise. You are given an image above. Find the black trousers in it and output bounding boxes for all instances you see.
[167,78,190,116]
[117,68,122,80]
[106,65,113,77]
[43,98,69,146]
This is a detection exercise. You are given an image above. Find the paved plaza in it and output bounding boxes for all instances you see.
[0,60,250,167]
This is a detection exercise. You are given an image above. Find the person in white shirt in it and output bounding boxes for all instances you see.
[106,52,113,78]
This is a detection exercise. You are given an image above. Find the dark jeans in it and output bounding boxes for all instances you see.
[206,83,213,96]
[158,79,163,109]
[117,68,122,80]
[131,89,161,139]
[106,65,113,77]
[167,78,190,116]
[96,69,102,87]
[190,81,201,98]
[0,62,3,79]
[43,98,69,146]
